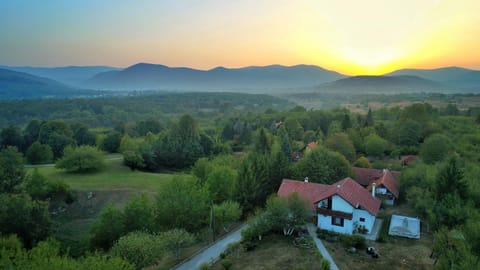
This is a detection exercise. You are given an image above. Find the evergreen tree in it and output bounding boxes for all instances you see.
[365,108,374,127]
[277,126,292,161]
[436,157,468,201]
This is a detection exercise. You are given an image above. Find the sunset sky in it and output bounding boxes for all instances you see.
[0,0,479,75]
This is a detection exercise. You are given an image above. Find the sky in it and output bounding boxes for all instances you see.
[0,0,479,75]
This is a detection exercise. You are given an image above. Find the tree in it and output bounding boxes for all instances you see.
[160,229,195,260]
[0,146,25,193]
[353,156,371,168]
[136,119,162,136]
[38,120,75,159]
[89,203,125,250]
[24,169,73,202]
[341,114,352,130]
[269,142,293,192]
[277,126,292,161]
[265,194,309,236]
[56,146,104,172]
[394,119,422,148]
[0,193,52,248]
[26,141,53,164]
[294,147,350,184]
[101,131,122,153]
[253,128,271,154]
[205,166,237,203]
[23,119,41,147]
[111,232,163,270]
[420,134,452,164]
[365,108,374,127]
[325,132,356,161]
[123,194,155,233]
[435,157,468,201]
[284,117,304,141]
[235,158,263,214]
[71,123,96,146]
[0,125,24,151]
[155,178,210,231]
[364,133,387,157]
[213,201,242,233]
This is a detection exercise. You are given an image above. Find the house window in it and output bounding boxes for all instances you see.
[331,216,344,227]
[359,217,365,222]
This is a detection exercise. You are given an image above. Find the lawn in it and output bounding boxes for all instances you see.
[28,158,191,191]
[323,203,435,270]
[211,234,322,270]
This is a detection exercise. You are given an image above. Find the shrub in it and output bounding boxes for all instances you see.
[111,232,163,270]
[320,258,330,270]
[220,259,233,270]
[56,145,104,172]
[200,263,211,270]
[341,234,366,249]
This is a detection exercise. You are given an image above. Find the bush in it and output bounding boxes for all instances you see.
[200,262,211,270]
[220,259,233,270]
[341,234,366,249]
[111,232,163,270]
[320,258,331,270]
[56,145,104,172]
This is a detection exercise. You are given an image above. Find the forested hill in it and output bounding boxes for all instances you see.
[0,68,100,99]
[0,92,295,128]
[84,63,346,91]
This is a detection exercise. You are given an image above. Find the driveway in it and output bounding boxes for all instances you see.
[307,223,339,270]
[174,224,247,270]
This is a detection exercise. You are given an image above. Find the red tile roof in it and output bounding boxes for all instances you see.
[401,155,417,164]
[277,179,330,211]
[367,169,400,198]
[306,141,318,149]
[313,178,381,216]
[278,178,381,216]
[351,167,400,186]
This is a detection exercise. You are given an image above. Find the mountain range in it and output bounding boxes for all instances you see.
[0,63,479,99]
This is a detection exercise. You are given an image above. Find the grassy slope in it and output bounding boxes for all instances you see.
[29,158,191,191]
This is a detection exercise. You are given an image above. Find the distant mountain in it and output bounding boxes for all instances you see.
[0,65,120,86]
[0,68,99,99]
[84,63,346,91]
[386,67,480,90]
[316,75,447,93]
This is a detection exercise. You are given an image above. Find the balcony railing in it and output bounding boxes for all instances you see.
[316,208,353,220]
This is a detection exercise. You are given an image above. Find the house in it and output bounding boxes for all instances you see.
[352,167,400,205]
[401,155,417,167]
[278,178,381,235]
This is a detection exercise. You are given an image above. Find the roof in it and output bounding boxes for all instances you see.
[401,155,417,163]
[367,169,400,198]
[351,167,400,186]
[306,141,318,149]
[277,179,330,211]
[313,178,381,216]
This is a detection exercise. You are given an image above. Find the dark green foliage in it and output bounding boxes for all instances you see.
[23,119,41,147]
[89,203,125,250]
[111,232,163,269]
[0,236,134,270]
[205,166,237,203]
[394,119,422,148]
[284,117,304,141]
[319,258,331,270]
[220,259,233,270]
[253,128,272,155]
[56,145,104,172]
[155,178,210,231]
[101,131,122,153]
[71,123,96,146]
[0,146,25,193]
[341,114,352,130]
[420,133,452,164]
[0,125,24,150]
[341,234,366,249]
[213,201,242,233]
[159,228,195,260]
[325,132,356,161]
[364,133,387,157]
[26,141,53,164]
[136,119,162,136]
[25,169,74,202]
[365,108,374,127]
[123,193,155,233]
[353,156,370,168]
[435,157,468,201]
[295,147,351,184]
[0,193,52,248]
[38,120,75,159]
[235,158,264,214]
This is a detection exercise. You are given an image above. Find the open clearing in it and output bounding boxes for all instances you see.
[324,203,435,270]
[28,158,191,191]
[211,234,322,270]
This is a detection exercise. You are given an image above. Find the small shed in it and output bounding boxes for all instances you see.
[388,214,420,239]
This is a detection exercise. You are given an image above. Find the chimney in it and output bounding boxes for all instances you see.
[372,183,376,197]
[304,177,309,183]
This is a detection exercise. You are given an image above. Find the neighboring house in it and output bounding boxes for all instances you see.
[278,178,381,235]
[352,167,400,205]
[401,155,417,167]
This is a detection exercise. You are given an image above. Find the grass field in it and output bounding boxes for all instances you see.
[211,234,322,270]
[323,204,435,270]
[28,157,191,191]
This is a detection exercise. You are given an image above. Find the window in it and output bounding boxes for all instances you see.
[360,217,365,222]
[331,216,344,227]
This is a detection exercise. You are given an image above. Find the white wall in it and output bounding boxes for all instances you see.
[317,214,354,234]
[352,209,376,233]
[331,195,354,212]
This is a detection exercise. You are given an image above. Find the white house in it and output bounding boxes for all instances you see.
[278,177,381,235]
